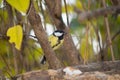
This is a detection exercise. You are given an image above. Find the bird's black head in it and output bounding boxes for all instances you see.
[53,30,65,40]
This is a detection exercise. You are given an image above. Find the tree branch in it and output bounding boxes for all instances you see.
[28,2,62,69]
[74,5,120,21]
[102,0,115,61]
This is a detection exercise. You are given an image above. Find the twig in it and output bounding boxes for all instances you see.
[112,29,120,41]
[39,0,47,30]
[102,0,115,61]
[106,30,120,48]
[11,44,18,74]
[63,0,70,27]
[106,28,120,47]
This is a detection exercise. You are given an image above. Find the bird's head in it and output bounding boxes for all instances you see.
[53,30,65,40]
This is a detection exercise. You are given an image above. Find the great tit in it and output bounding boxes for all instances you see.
[40,30,65,64]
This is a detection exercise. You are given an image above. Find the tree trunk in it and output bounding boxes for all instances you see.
[28,2,62,69]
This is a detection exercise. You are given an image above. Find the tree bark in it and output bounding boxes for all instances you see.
[28,2,62,69]
[45,0,80,65]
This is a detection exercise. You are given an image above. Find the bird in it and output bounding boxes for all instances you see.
[40,30,65,64]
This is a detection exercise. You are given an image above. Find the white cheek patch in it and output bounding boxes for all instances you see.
[54,32,63,37]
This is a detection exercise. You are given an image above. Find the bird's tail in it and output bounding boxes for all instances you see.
[40,55,46,64]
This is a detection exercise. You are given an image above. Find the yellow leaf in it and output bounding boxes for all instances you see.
[62,5,73,13]
[76,0,83,10]
[6,0,30,15]
[7,25,23,50]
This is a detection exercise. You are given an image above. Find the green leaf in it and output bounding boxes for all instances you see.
[6,0,30,14]
[7,25,23,50]
[0,0,2,3]
[0,40,9,54]
[79,36,94,64]
[0,60,5,69]
[0,10,8,23]
[0,0,3,8]
[79,22,96,64]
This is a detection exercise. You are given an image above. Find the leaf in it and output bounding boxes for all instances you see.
[0,59,5,69]
[7,25,23,50]
[79,36,94,64]
[0,10,8,23]
[6,0,30,15]
[76,0,83,10]
[79,22,96,64]
[0,40,9,54]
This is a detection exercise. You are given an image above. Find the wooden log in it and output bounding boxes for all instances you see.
[15,60,120,80]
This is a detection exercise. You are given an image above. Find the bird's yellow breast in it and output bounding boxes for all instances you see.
[48,35,64,50]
